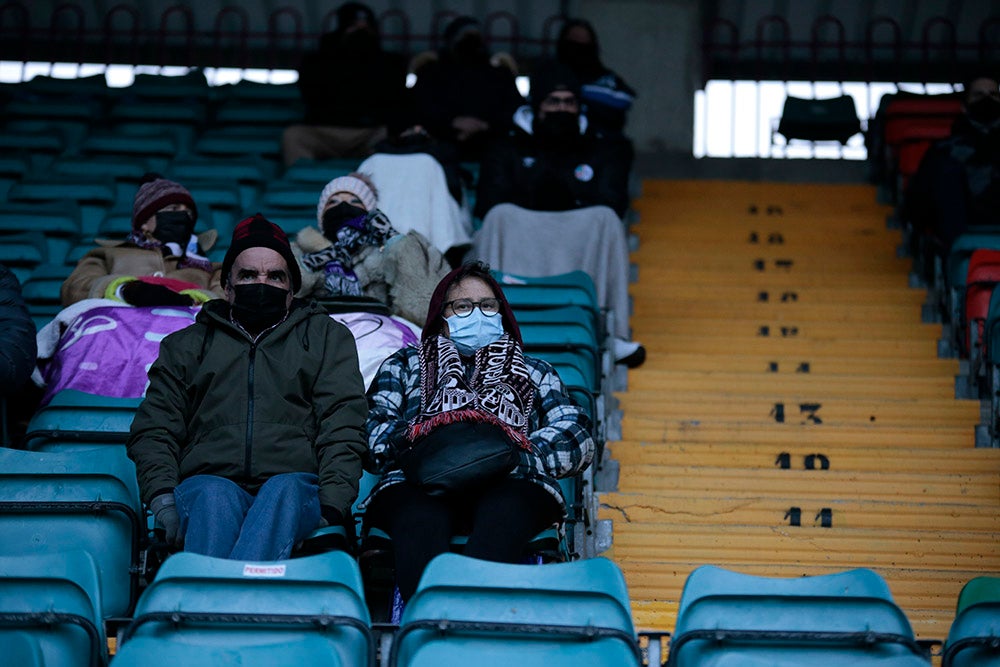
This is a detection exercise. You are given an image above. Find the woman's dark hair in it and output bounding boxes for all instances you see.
[421,260,522,345]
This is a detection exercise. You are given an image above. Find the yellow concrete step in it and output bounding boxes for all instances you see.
[624,564,980,639]
[620,418,974,447]
[609,524,1000,571]
[607,441,999,473]
[632,301,928,324]
[598,493,1000,532]
[626,370,956,399]
[630,317,940,340]
[615,395,979,427]
[616,466,998,504]
[632,267,912,288]
[626,334,938,358]
[645,284,926,306]
[626,352,961,377]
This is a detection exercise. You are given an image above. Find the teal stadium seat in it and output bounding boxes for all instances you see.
[167,156,271,211]
[283,158,361,184]
[0,447,143,619]
[194,126,283,159]
[0,230,47,284]
[7,174,117,247]
[667,565,930,666]
[20,262,73,329]
[0,200,83,267]
[112,550,375,667]
[494,270,600,318]
[23,389,142,450]
[0,550,107,667]
[942,576,1000,667]
[390,554,641,667]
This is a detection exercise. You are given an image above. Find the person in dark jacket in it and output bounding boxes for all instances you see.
[0,263,37,422]
[555,18,637,138]
[472,63,645,368]
[903,74,1000,253]
[363,262,594,601]
[127,214,368,561]
[473,62,632,220]
[281,2,409,167]
[406,15,525,161]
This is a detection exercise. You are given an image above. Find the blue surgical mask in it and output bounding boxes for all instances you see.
[446,309,504,354]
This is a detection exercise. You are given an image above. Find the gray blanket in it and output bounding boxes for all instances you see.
[473,203,631,338]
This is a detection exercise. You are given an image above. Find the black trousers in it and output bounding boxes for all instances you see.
[366,477,561,601]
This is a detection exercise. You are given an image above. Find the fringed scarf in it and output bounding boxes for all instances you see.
[124,231,214,274]
[300,209,396,297]
[408,334,535,450]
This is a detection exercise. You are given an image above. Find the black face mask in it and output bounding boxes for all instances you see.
[535,111,581,147]
[967,97,1000,127]
[322,202,367,240]
[558,41,600,75]
[452,35,488,65]
[230,283,289,335]
[153,210,195,248]
[340,28,379,53]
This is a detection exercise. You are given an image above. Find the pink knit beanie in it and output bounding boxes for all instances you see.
[316,172,378,225]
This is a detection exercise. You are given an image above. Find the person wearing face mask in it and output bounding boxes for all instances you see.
[474,63,631,219]
[281,2,408,167]
[292,172,450,325]
[472,63,645,368]
[405,15,525,161]
[903,74,1000,254]
[127,213,369,561]
[61,174,222,307]
[362,261,595,602]
[556,18,637,138]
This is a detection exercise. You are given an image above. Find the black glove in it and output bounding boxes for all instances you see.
[150,493,182,547]
[320,505,344,527]
[121,281,195,307]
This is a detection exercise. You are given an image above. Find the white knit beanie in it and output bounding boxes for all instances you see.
[317,173,378,225]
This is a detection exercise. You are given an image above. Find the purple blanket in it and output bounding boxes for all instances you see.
[37,305,200,405]
[37,305,419,404]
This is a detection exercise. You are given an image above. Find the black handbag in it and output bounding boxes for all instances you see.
[399,421,520,497]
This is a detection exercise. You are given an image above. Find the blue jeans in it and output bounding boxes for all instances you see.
[174,473,321,561]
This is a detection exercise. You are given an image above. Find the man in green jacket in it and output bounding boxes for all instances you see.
[127,213,368,561]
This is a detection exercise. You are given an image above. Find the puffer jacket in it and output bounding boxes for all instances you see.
[127,298,368,517]
[0,264,37,394]
[61,230,223,306]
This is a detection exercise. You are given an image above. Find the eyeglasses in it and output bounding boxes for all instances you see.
[445,298,500,317]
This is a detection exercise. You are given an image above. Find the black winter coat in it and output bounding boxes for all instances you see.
[0,264,36,395]
[474,110,632,219]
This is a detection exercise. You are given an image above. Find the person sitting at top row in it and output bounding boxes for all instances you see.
[473,63,645,367]
[61,174,222,308]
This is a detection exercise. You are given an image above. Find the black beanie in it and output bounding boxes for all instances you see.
[530,62,582,111]
[337,2,377,32]
[221,213,302,292]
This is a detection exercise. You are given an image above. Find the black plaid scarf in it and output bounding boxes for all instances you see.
[408,334,535,450]
[300,209,397,297]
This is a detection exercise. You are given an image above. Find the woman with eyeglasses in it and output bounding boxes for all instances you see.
[362,261,595,603]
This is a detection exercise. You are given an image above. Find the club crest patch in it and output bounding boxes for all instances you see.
[574,163,594,182]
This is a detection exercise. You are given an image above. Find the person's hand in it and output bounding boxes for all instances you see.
[121,281,195,307]
[150,493,182,548]
[451,116,489,140]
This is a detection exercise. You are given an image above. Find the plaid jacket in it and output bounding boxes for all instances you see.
[363,345,595,513]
